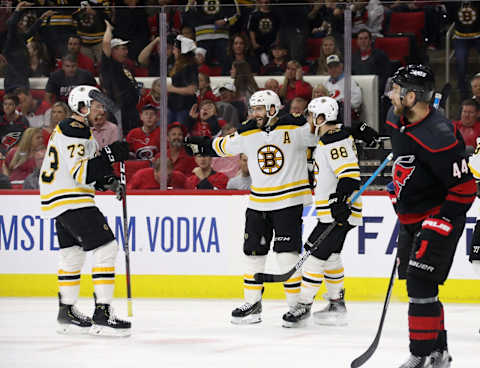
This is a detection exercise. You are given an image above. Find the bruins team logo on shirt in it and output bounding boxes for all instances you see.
[257,144,284,175]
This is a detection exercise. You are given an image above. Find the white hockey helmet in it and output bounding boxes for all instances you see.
[308,96,338,134]
[68,85,101,117]
[249,90,282,125]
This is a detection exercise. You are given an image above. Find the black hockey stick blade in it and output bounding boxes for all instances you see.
[89,89,119,114]
[350,256,398,368]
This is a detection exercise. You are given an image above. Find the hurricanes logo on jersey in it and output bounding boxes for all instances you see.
[392,155,416,198]
[257,144,284,175]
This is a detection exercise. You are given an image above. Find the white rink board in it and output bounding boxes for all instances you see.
[0,194,479,279]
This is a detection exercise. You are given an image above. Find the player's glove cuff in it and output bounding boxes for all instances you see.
[421,216,452,237]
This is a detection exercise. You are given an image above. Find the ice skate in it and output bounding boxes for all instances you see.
[231,300,262,325]
[398,354,430,368]
[429,350,452,368]
[282,303,312,328]
[313,289,347,326]
[56,292,92,335]
[89,294,131,337]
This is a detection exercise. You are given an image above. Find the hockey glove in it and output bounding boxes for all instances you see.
[307,146,316,190]
[328,192,351,224]
[352,121,379,148]
[100,141,130,164]
[184,136,216,156]
[95,175,123,201]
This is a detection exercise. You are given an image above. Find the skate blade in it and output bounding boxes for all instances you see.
[231,314,262,325]
[313,312,348,326]
[89,324,131,337]
[282,318,308,328]
[56,322,91,335]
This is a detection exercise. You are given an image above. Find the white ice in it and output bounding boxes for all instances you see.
[0,298,478,368]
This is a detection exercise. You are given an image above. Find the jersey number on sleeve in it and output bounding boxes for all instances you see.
[41,146,59,183]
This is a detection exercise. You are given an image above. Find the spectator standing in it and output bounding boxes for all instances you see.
[0,94,29,152]
[137,34,175,77]
[22,146,45,189]
[45,53,96,104]
[226,153,251,190]
[148,0,182,38]
[101,20,141,135]
[15,87,51,128]
[5,127,44,184]
[279,60,313,104]
[185,154,228,190]
[351,0,384,37]
[128,158,186,190]
[187,100,227,138]
[247,0,280,67]
[446,1,480,101]
[222,34,260,76]
[165,121,196,177]
[195,48,220,77]
[453,100,480,150]
[72,0,110,66]
[324,55,363,113]
[26,38,51,77]
[3,2,54,92]
[183,0,240,67]
[90,100,120,150]
[167,35,198,127]
[126,104,160,160]
[57,35,95,76]
[231,60,259,105]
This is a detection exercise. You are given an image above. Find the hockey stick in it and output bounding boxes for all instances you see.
[350,255,397,368]
[89,90,133,317]
[254,152,394,283]
[349,89,444,367]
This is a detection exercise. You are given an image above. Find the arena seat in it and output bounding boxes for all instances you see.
[306,38,323,60]
[387,11,425,46]
[112,160,151,182]
[374,37,410,65]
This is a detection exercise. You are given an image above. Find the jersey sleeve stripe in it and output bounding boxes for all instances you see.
[338,172,361,180]
[334,163,359,175]
[41,198,95,212]
[249,189,312,203]
[251,179,309,192]
[40,187,95,200]
[41,192,94,205]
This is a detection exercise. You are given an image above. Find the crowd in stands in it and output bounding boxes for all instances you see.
[0,0,479,191]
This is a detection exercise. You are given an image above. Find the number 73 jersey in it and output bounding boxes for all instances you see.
[39,118,99,218]
[212,117,316,211]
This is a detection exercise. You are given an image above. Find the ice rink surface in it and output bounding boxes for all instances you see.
[1,298,478,368]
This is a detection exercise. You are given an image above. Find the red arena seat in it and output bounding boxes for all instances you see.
[112,160,151,182]
[306,38,323,60]
[387,11,425,46]
[374,37,410,65]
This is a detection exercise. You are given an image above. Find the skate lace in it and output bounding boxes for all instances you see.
[238,302,253,312]
[289,304,309,317]
[71,306,90,322]
[107,305,127,325]
[402,355,425,368]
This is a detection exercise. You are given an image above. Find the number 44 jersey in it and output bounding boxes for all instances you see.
[39,118,99,218]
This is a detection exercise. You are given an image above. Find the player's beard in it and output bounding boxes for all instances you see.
[255,116,266,128]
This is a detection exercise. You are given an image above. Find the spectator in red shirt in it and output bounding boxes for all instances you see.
[0,94,29,153]
[185,154,228,190]
[163,121,196,177]
[453,99,480,150]
[57,35,96,76]
[126,104,160,160]
[195,47,221,77]
[128,158,186,190]
[197,72,219,105]
[187,99,227,137]
[279,60,313,104]
[137,78,161,113]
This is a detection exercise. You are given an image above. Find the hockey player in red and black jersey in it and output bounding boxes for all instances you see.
[386,65,476,368]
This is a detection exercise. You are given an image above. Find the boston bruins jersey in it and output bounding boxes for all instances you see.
[39,118,99,218]
[313,127,362,226]
[212,116,315,211]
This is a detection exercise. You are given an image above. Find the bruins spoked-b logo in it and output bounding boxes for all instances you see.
[257,145,284,175]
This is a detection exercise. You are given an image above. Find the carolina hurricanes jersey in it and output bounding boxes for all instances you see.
[211,115,314,211]
[39,118,99,218]
[126,127,160,160]
[313,127,362,225]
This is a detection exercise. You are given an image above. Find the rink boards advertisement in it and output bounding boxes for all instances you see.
[0,192,479,302]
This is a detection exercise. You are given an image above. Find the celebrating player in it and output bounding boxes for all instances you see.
[39,85,131,336]
[386,65,475,367]
[185,90,315,324]
[282,97,362,328]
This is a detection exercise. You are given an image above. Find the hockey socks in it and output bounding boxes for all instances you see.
[57,246,86,305]
[91,241,118,304]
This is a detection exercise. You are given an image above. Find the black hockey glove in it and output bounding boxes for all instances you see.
[100,141,130,164]
[328,192,351,224]
[307,146,316,190]
[95,175,123,201]
[351,121,379,148]
[184,136,217,156]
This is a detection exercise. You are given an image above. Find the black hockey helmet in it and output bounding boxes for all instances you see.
[391,64,435,102]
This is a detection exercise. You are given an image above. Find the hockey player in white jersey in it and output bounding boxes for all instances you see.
[281,97,362,328]
[39,85,131,336]
[467,140,480,279]
[185,90,316,324]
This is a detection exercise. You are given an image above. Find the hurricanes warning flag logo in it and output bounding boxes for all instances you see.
[392,155,416,198]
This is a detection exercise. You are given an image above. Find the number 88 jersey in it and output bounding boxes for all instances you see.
[313,127,362,226]
[39,118,99,218]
